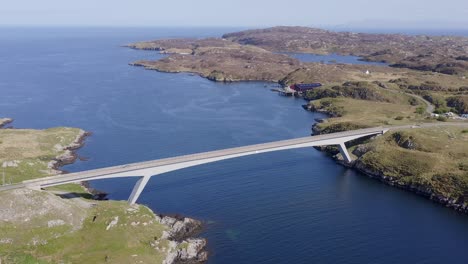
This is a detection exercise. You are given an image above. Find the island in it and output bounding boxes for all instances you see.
[127,26,468,213]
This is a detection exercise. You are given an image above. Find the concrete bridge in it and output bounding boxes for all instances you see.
[3,122,466,205]
[3,126,389,204]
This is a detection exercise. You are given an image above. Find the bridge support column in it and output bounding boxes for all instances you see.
[338,142,352,163]
[128,175,151,205]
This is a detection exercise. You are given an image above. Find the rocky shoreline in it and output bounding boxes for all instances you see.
[352,162,468,214]
[156,214,208,264]
[47,130,92,175]
[310,121,468,215]
[0,118,13,128]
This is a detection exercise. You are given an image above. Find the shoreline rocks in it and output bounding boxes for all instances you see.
[47,130,91,175]
[353,161,468,214]
[0,118,13,128]
[155,214,208,264]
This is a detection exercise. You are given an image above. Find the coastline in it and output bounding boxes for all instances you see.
[353,162,468,214]
[47,130,92,175]
[309,119,468,215]
[130,61,281,83]
[0,118,13,128]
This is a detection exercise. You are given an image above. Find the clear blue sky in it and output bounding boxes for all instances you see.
[1,0,467,28]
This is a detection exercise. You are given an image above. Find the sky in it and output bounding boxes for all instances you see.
[1,0,467,29]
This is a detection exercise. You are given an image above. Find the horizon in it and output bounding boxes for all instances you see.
[1,0,467,29]
[1,25,467,38]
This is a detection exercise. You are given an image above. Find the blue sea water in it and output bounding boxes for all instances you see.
[0,27,467,263]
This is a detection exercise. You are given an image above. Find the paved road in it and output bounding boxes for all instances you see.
[0,122,467,192]
[379,87,435,114]
[407,93,435,114]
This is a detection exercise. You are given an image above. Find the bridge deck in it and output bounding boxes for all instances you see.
[2,122,467,192]
[17,127,385,187]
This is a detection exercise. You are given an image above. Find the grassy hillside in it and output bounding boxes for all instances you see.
[0,186,173,264]
[354,127,468,204]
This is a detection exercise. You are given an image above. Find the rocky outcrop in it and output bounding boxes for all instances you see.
[0,118,13,128]
[155,215,208,264]
[47,130,91,174]
[163,238,207,264]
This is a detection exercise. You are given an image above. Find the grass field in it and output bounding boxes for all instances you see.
[310,97,427,132]
[0,127,83,183]
[0,185,172,264]
[355,127,468,200]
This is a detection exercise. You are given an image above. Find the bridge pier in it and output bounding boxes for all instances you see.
[338,142,352,163]
[128,175,151,205]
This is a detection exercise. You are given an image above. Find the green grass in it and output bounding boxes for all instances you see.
[0,127,83,183]
[0,198,171,264]
[39,202,168,264]
[0,253,50,264]
[356,127,468,200]
[310,97,426,133]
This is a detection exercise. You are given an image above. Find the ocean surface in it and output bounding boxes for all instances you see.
[0,27,467,264]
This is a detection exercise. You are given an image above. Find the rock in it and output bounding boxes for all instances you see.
[163,239,208,264]
[156,214,207,264]
[185,239,208,261]
[0,238,12,244]
[2,160,20,167]
[401,138,417,150]
[314,118,328,123]
[162,217,203,242]
[47,219,65,228]
[0,118,13,128]
[106,216,119,230]
[352,145,371,157]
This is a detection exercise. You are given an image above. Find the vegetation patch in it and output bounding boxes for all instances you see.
[0,187,172,264]
[0,127,85,183]
[446,96,468,114]
[309,97,421,133]
[355,127,468,204]
[305,81,395,102]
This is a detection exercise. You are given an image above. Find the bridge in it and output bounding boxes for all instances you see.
[3,122,467,205]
